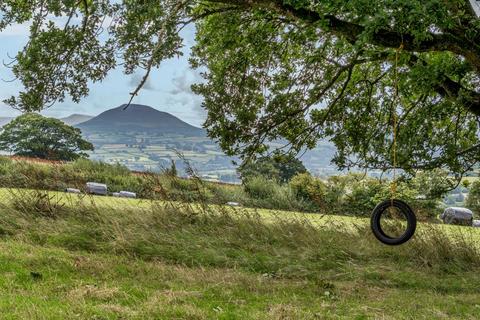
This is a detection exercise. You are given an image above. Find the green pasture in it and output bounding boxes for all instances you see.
[0,188,479,319]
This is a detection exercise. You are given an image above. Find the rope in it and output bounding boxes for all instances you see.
[391,43,403,203]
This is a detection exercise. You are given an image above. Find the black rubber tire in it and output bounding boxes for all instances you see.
[370,199,417,246]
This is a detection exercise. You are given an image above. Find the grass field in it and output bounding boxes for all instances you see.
[0,188,480,319]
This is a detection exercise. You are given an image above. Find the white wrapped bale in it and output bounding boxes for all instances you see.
[119,191,137,199]
[473,220,480,228]
[86,182,108,196]
[66,188,81,194]
[470,0,480,17]
[440,207,473,226]
[112,192,121,197]
[227,202,241,207]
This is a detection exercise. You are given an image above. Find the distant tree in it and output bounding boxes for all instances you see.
[0,113,93,161]
[466,181,480,214]
[411,169,456,199]
[239,153,307,183]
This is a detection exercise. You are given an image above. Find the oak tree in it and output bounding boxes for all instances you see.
[1,1,479,176]
[0,113,94,161]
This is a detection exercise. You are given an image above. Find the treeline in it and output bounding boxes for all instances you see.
[0,157,465,219]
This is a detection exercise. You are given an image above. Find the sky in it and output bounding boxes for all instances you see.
[0,23,206,127]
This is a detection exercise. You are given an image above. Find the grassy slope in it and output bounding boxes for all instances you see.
[0,189,480,319]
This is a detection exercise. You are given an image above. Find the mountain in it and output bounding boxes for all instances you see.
[60,114,93,126]
[77,104,205,136]
[0,114,92,128]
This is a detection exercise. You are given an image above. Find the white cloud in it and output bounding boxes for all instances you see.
[129,72,155,91]
[168,68,205,118]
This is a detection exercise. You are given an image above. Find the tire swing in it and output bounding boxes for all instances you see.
[371,199,417,246]
[370,44,417,246]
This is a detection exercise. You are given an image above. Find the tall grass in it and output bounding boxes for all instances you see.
[1,187,479,280]
[0,156,447,218]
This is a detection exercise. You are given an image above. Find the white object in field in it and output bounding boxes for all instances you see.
[112,192,121,197]
[227,202,241,207]
[86,182,108,195]
[470,0,480,17]
[440,207,473,226]
[66,188,81,194]
[119,191,137,199]
[473,220,480,228]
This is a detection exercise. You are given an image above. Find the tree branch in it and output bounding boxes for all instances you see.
[205,0,480,71]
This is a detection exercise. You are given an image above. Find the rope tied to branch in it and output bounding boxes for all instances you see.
[391,42,403,203]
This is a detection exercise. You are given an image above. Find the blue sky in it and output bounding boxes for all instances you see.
[0,23,206,127]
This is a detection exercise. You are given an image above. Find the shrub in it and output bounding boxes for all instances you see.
[342,176,384,216]
[324,175,348,214]
[241,176,310,211]
[166,176,214,202]
[466,180,480,216]
[0,156,446,218]
[289,173,327,210]
[244,176,277,199]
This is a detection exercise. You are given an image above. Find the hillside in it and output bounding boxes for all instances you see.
[74,104,237,180]
[77,104,205,136]
[0,114,92,127]
[72,104,338,180]
[0,107,341,180]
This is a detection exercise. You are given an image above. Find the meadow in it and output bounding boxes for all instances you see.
[0,188,479,319]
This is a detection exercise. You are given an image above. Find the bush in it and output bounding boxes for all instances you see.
[343,177,384,216]
[241,176,312,211]
[244,176,277,199]
[466,180,480,215]
[0,156,446,218]
[289,173,327,210]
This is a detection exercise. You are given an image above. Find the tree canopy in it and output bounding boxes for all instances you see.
[239,153,307,183]
[0,113,94,161]
[1,1,479,176]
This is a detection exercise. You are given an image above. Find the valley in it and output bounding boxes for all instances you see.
[1,104,340,182]
[75,104,339,182]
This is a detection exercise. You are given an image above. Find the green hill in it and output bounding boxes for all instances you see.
[77,104,205,136]
[60,114,93,126]
[0,114,92,128]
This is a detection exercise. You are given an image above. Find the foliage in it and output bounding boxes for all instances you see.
[191,1,480,177]
[239,153,307,183]
[168,159,177,177]
[0,1,478,175]
[289,173,327,208]
[0,157,449,217]
[411,169,458,199]
[289,172,445,218]
[243,176,277,199]
[241,175,305,211]
[466,180,480,215]
[0,113,93,161]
